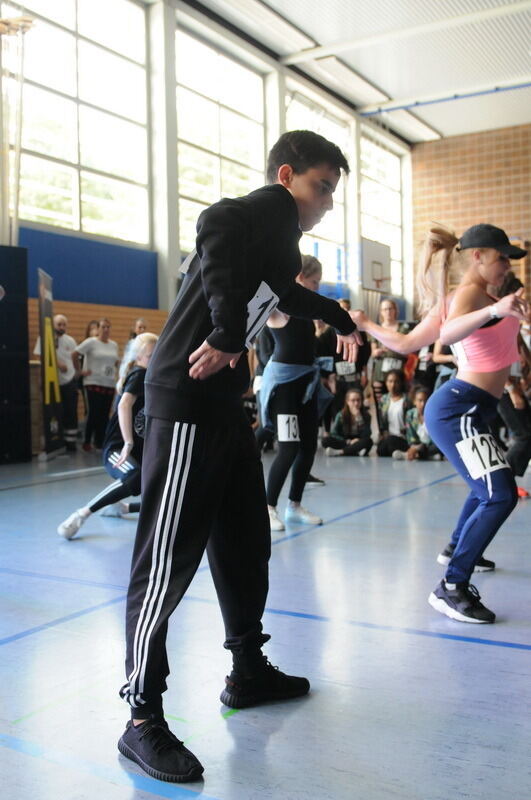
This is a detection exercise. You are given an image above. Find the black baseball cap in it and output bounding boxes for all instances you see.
[457,224,527,259]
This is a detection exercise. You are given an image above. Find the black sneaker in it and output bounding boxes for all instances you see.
[306,474,325,487]
[428,579,495,623]
[220,661,310,709]
[436,543,495,572]
[117,716,204,783]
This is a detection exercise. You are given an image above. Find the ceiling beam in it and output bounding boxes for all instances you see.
[359,75,531,115]
[281,0,531,65]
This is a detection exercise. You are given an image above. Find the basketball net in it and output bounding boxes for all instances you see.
[0,14,32,246]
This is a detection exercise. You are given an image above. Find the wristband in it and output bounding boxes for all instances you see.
[124,441,133,447]
[488,304,500,319]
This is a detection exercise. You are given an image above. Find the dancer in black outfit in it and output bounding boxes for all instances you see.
[263,255,328,532]
[116,131,361,783]
[57,333,157,538]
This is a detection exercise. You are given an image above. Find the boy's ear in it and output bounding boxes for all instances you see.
[277,163,294,188]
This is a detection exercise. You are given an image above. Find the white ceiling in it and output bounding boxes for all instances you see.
[194,0,531,142]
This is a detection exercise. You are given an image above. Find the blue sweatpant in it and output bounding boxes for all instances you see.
[424,379,517,584]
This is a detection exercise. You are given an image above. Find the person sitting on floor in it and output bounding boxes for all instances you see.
[376,369,411,458]
[323,387,373,456]
[394,385,442,461]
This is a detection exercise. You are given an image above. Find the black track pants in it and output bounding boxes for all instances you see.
[120,411,270,716]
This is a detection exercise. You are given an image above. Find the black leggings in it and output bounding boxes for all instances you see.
[84,386,114,448]
[88,449,141,513]
[376,434,408,457]
[322,434,373,456]
[266,374,318,506]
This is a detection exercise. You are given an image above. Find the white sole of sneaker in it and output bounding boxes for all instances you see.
[428,592,491,623]
[57,526,78,539]
[437,554,495,572]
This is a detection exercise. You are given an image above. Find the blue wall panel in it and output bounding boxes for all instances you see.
[19,227,158,309]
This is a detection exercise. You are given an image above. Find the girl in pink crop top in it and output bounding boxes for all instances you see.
[350,223,529,626]
[450,312,520,373]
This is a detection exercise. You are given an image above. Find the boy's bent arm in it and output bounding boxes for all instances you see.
[196,202,250,354]
[278,283,356,336]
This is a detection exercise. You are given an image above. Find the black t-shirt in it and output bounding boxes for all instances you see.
[103,366,146,460]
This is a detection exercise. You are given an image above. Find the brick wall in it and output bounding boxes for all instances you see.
[411,123,531,297]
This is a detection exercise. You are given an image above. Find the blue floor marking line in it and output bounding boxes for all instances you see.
[264,607,531,652]
[0,466,105,492]
[10,470,516,655]
[0,567,127,592]
[0,732,217,799]
[273,471,458,543]
[0,595,127,647]
[2,576,530,654]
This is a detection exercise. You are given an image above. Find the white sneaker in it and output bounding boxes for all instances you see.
[392,450,406,460]
[285,505,323,525]
[268,507,285,532]
[325,447,343,457]
[57,510,86,539]
[101,503,123,518]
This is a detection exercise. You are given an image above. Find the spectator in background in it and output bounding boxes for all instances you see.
[323,387,372,456]
[33,314,79,452]
[370,298,410,419]
[432,339,458,391]
[85,320,99,339]
[117,317,148,391]
[414,344,437,393]
[394,385,442,461]
[79,320,100,414]
[498,377,531,498]
[376,368,410,458]
[74,318,119,451]
[497,270,524,299]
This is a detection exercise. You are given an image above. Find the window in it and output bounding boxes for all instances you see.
[286,92,349,284]
[360,133,404,296]
[3,0,149,244]
[176,30,265,253]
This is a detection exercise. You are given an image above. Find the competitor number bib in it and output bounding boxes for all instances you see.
[277,414,300,442]
[456,433,509,480]
[245,281,279,349]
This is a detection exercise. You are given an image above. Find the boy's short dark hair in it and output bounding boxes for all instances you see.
[266,130,350,184]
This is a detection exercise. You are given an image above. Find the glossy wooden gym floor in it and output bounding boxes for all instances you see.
[1,449,530,800]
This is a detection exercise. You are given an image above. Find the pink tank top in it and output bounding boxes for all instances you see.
[451,315,520,372]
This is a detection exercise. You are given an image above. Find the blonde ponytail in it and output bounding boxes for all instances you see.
[416,223,459,317]
[117,332,158,393]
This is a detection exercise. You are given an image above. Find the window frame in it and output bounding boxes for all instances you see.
[3,0,152,248]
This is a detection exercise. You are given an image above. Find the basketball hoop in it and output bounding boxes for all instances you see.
[0,14,33,246]
[372,276,390,290]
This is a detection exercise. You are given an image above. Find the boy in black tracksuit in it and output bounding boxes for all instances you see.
[117,131,360,783]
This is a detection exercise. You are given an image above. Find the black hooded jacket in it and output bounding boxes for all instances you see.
[145,183,356,422]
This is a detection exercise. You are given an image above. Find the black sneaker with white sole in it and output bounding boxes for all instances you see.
[306,474,325,487]
[436,543,495,572]
[428,579,495,623]
[118,716,204,783]
[220,660,310,709]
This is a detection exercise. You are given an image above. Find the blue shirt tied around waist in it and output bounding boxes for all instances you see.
[260,357,334,432]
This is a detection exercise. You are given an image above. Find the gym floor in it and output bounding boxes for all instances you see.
[1,449,530,800]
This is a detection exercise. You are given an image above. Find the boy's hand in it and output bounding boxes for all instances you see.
[189,340,242,380]
[336,330,363,362]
